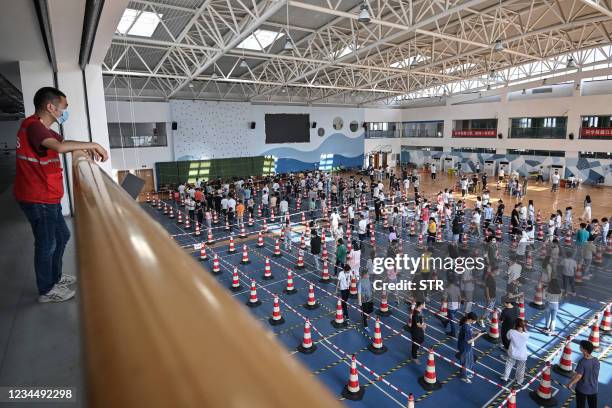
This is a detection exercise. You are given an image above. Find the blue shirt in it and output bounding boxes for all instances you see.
[576,229,589,244]
[575,357,600,395]
[458,323,474,353]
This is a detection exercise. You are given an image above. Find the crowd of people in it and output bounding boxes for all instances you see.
[166,161,605,404]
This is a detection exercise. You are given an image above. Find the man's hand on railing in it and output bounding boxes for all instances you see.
[85,143,108,162]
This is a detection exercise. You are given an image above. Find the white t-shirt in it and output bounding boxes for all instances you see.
[337,270,351,290]
[552,174,560,184]
[358,219,367,234]
[227,198,236,211]
[221,198,229,210]
[507,330,530,361]
[431,164,436,173]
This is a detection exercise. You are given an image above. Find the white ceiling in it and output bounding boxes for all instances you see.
[101,0,612,107]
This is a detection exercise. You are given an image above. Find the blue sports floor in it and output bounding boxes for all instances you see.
[142,196,611,408]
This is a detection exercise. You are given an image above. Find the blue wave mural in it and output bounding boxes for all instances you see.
[262,132,364,163]
[276,154,363,173]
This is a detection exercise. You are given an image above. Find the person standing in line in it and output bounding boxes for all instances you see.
[580,195,592,222]
[567,340,600,408]
[430,163,437,180]
[14,87,108,303]
[544,279,562,335]
[336,264,352,320]
[334,238,347,276]
[479,267,497,328]
[457,312,483,383]
[499,296,519,355]
[501,318,530,386]
[410,302,426,364]
[443,280,461,337]
[357,268,373,334]
[310,228,322,270]
[561,249,577,296]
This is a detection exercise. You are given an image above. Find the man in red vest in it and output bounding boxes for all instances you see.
[14,87,108,303]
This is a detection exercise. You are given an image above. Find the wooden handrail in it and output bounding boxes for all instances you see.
[72,151,341,408]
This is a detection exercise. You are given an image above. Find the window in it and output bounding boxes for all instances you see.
[262,155,277,176]
[507,149,565,157]
[116,9,162,37]
[451,147,496,154]
[579,151,612,159]
[413,146,443,152]
[365,122,397,138]
[108,122,168,148]
[236,29,284,51]
[510,117,566,139]
[402,121,443,138]
[319,153,334,171]
[187,160,211,184]
[543,118,557,128]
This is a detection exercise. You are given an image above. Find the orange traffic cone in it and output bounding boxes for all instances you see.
[418,349,442,390]
[564,229,572,245]
[589,316,600,349]
[263,219,268,233]
[529,362,557,406]
[406,393,415,408]
[146,193,151,203]
[295,250,305,269]
[320,261,331,283]
[269,294,285,326]
[370,231,376,246]
[177,212,183,224]
[224,220,230,231]
[437,299,448,323]
[273,239,282,257]
[368,318,388,354]
[537,224,544,241]
[207,228,214,244]
[331,299,348,328]
[304,284,319,310]
[256,231,264,247]
[518,297,525,320]
[194,222,201,236]
[485,310,500,343]
[228,235,236,253]
[410,220,416,236]
[529,282,545,309]
[257,206,262,218]
[199,243,208,261]
[246,280,261,307]
[211,254,220,274]
[507,388,517,408]
[239,224,247,238]
[241,244,250,264]
[377,291,391,317]
[248,215,254,226]
[349,275,358,299]
[322,246,328,261]
[284,270,297,295]
[600,305,611,333]
[341,355,365,400]
[594,246,604,264]
[164,205,169,215]
[575,262,583,284]
[553,336,575,377]
[262,257,273,280]
[300,233,306,250]
[297,319,317,354]
[229,267,241,292]
[184,217,191,229]
[213,211,218,224]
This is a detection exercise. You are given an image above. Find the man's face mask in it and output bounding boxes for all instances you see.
[50,103,69,125]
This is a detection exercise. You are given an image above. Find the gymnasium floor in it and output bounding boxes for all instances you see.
[141,184,612,408]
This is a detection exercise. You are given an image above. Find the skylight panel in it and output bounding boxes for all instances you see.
[116,8,162,37]
[390,55,428,68]
[236,29,284,51]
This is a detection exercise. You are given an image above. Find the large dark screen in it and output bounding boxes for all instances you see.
[265,113,310,143]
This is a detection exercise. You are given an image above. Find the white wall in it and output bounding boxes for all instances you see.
[170,100,365,161]
[105,101,174,172]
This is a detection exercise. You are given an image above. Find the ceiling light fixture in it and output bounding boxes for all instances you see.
[188,83,194,88]
[211,72,218,79]
[493,39,505,52]
[239,58,248,68]
[567,57,576,68]
[284,36,294,51]
[357,1,371,23]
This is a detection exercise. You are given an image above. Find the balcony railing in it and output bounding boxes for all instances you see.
[71,150,339,408]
